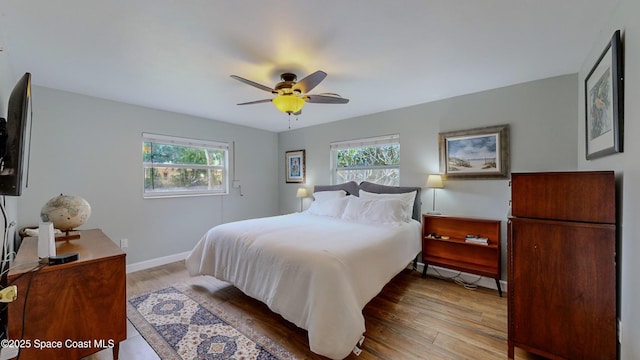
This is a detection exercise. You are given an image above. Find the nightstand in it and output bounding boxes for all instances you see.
[421,214,502,296]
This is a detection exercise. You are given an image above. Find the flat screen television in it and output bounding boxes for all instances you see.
[0,72,31,196]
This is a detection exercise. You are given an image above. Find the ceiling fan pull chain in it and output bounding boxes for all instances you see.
[288,114,291,129]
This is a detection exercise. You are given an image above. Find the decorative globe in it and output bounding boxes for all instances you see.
[40,194,91,232]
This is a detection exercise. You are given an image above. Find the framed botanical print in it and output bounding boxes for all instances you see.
[285,149,306,183]
[438,124,510,179]
[585,30,624,160]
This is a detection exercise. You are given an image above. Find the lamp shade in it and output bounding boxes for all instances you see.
[273,94,305,114]
[296,187,308,198]
[426,174,444,189]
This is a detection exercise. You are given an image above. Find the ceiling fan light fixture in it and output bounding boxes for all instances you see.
[273,94,305,114]
[231,70,348,115]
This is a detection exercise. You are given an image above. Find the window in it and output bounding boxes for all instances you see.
[142,133,229,198]
[330,134,400,186]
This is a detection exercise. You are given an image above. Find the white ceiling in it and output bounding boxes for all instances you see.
[0,0,620,133]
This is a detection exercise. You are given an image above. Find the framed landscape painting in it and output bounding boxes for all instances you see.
[438,124,510,179]
[285,149,306,183]
[585,30,624,160]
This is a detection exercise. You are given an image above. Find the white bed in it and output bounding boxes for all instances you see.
[185,181,422,359]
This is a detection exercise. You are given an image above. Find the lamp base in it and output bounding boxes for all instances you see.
[427,211,442,215]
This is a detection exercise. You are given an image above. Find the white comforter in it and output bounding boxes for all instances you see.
[185,212,421,359]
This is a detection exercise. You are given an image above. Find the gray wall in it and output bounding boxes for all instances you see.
[279,74,579,280]
[577,0,639,357]
[15,86,279,264]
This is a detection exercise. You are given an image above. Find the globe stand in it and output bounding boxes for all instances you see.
[55,230,81,242]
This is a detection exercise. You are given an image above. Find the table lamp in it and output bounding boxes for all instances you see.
[426,174,444,214]
[296,187,308,212]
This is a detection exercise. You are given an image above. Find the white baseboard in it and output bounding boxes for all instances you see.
[413,262,507,293]
[126,251,190,273]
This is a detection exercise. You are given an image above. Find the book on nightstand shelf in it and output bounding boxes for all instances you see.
[465,235,489,245]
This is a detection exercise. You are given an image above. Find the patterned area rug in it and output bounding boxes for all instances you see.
[127,285,295,360]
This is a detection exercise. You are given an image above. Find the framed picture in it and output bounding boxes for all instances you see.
[285,149,306,183]
[585,30,624,160]
[438,124,510,179]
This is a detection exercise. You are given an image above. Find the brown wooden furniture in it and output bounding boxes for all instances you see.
[508,171,617,360]
[7,229,126,359]
[422,214,502,296]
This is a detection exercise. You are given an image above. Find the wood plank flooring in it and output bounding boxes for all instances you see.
[87,261,544,360]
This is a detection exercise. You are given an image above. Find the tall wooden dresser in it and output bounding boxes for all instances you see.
[508,171,617,360]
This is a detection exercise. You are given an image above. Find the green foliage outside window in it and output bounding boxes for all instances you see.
[335,144,400,185]
[143,142,225,193]
[336,144,399,167]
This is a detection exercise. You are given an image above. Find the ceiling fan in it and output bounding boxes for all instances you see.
[230,70,349,115]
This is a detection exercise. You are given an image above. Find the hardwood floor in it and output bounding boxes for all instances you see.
[86,261,544,360]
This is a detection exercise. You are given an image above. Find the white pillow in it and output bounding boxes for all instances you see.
[342,197,406,225]
[305,197,349,218]
[358,190,416,221]
[313,190,347,202]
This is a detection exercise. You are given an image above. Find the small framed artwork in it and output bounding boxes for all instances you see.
[438,124,510,180]
[585,30,624,160]
[285,149,306,183]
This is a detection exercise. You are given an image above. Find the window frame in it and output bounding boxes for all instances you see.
[142,133,229,199]
[330,134,400,186]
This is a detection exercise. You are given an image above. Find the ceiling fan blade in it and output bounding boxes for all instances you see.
[293,70,327,94]
[230,75,275,93]
[305,93,349,104]
[237,99,273,105]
